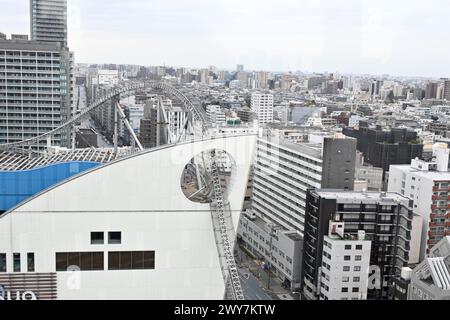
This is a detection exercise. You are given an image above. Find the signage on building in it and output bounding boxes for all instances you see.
[0,273,57,300]
[0,285,37,300]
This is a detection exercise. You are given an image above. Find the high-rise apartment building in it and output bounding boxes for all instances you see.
[251,132,356,234]
[0,37,72,147]
[388,143,450,259]
[302,190,413,300]
[30,0,68,47]
[251,93,273,124]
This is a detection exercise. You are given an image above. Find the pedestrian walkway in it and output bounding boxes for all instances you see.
[235,244,295,300]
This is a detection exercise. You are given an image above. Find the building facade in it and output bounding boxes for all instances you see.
[251,93,273,124]
[388,144,450,260]
[343,125,423,173]
[0,38,72,147]
[302,190,413,300]
[252,133,356,235]
[319,222,371,300]
[237,212,303,291]
[30,0,68,47]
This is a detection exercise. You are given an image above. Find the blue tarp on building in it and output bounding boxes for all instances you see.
[0,161,100,212]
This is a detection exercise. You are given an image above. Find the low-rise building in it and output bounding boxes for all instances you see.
[408,236,450,300]
[237,211,303,291]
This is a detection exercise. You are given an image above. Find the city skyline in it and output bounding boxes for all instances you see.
[1,0,450,78]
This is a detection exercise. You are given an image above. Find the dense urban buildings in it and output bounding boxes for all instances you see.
[388,143,450,259]
[2,0,450,303]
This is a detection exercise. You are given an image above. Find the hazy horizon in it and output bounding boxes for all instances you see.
[2,0,450,78]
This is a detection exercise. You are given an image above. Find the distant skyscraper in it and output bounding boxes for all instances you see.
[443,79,450,101]
[425,82,438,99]
[30,0,68,47]
[255,71,268,89]
[236,64,244,72]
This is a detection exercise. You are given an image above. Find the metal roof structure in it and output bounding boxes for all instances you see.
[0,147,136,171]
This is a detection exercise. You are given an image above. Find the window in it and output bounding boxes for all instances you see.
[0,254,6,272]
[55,252,104,271]
[354,266,361,272]
[356,245,363,250]
[355,255,362,261]
[344,255,351,261]
[345,245,352,250]
[13,253,20,272]
[108,251,155,270]
[341,287,348,292]
[108,232,122,244]
[342,276,349,282]
[352,287,359,293]
[343,266,350,272]
[353,277,360,282]
[27,253,35,272]
[91,232,104,244]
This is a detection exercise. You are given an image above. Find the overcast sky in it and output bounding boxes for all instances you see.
[2,0,450,77]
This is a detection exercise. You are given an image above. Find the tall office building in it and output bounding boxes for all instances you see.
[302,190,413,300]
[236,64,244,72]
[30,0,68,47]
[251,93,273,124]
[0,37,72,147]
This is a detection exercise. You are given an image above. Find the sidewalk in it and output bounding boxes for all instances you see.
[235,244,294,300]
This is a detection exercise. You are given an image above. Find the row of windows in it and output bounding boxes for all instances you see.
[342,276,361,283]
[344,255,362,261]
[91,231,121,245]
[344,244,363,250]
[55,251,155,271]
[0,253,35,273]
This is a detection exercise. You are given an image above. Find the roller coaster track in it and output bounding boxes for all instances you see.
[0,80,244,300]
[0,81,209,150]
